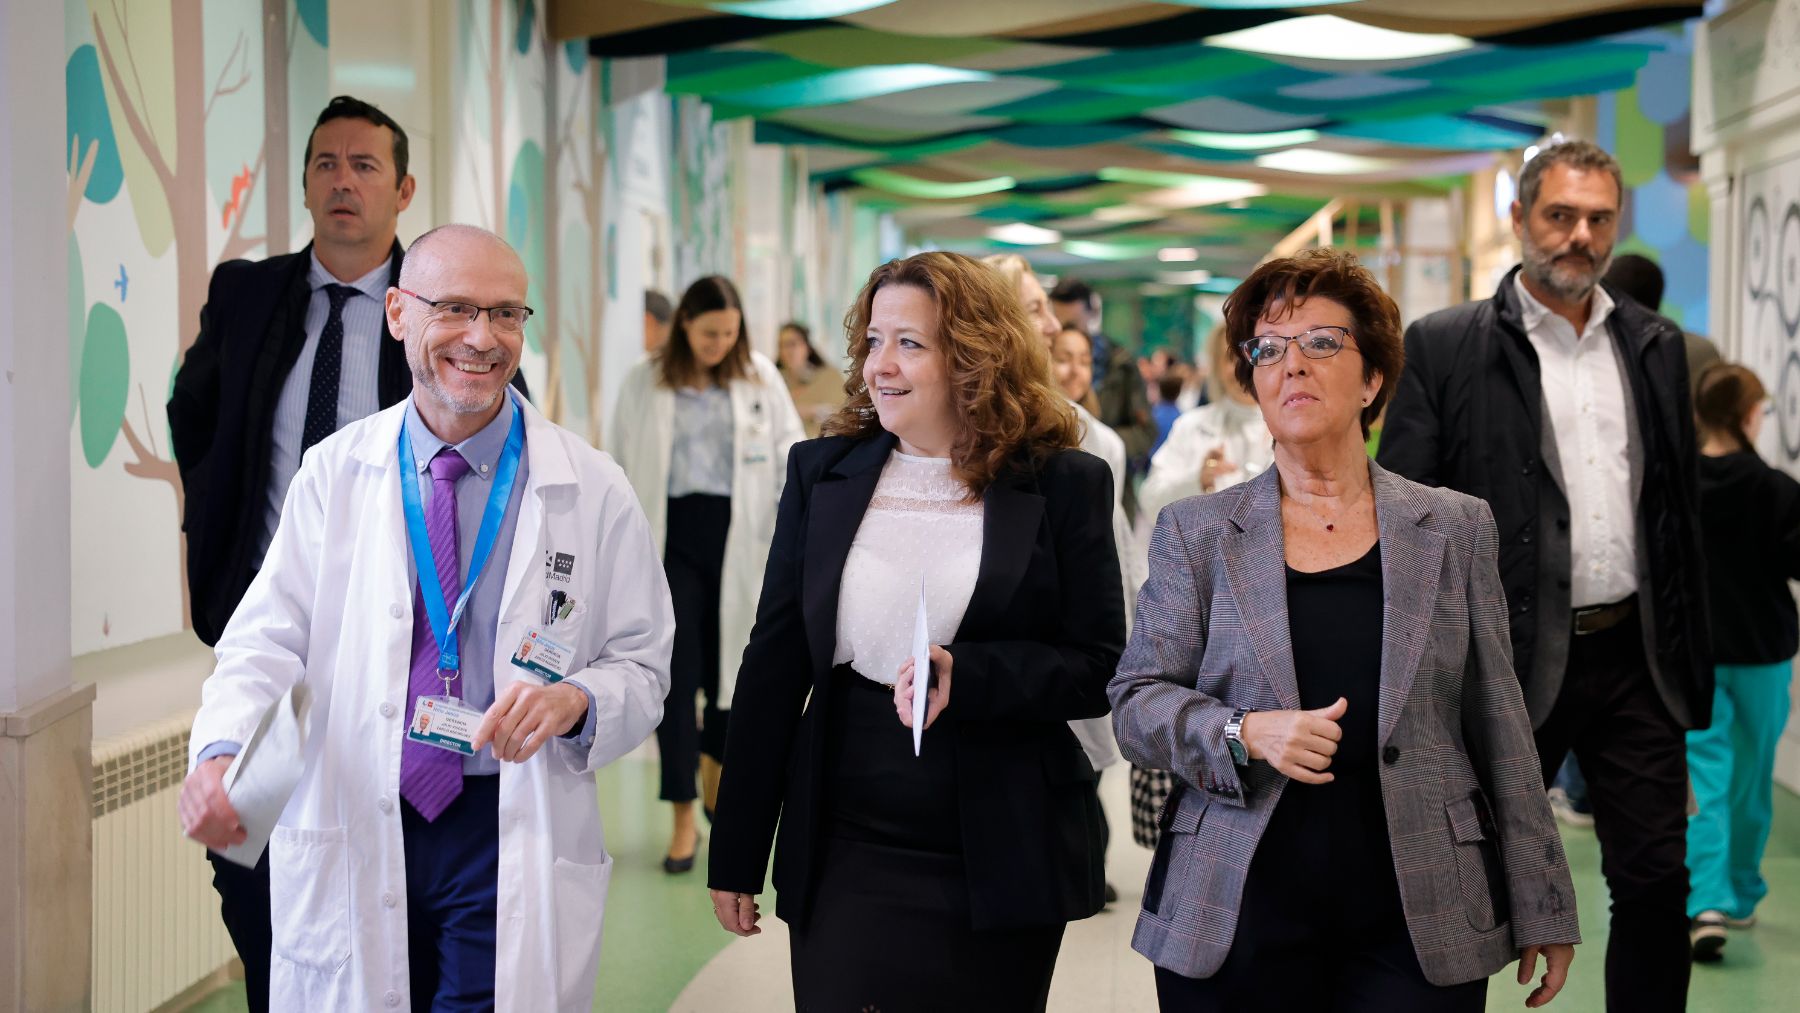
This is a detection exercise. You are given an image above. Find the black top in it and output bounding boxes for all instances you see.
[1699,451,1800,664]
[1246,541,1403,932]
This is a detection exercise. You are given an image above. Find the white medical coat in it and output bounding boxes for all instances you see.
[189,396,674,1013]
[607,350,803,707]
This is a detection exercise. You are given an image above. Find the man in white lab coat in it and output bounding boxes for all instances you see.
[179,224,673,1012]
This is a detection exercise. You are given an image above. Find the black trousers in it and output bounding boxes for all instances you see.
[658,494,731,802]
[1153,921,1486,1013]
[206,849,271,1013]
[1533,610,1690,1013]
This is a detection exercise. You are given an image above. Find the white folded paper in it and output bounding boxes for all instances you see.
[216,683,312,868]
[912,580,930,756]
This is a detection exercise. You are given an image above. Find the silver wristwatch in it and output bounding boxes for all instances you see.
[1224,706,1252,767]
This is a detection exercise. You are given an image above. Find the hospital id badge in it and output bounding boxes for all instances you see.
[510,627,576,683]
[407,695,482,755]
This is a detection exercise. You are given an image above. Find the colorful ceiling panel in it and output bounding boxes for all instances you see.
[557,1,1702,280]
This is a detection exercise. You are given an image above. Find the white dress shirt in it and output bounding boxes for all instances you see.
[1514,275,1638,608]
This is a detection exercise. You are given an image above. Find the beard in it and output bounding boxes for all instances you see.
[408,336,516,415]
[1521,230,1613,303]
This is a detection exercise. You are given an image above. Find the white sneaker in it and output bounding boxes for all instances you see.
[1548,787,1595,828]
[1691,910,1729,962]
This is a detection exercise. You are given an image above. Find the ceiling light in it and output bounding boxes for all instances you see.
[1091,205,1164,224]
[1063,240,1147,262]
[1158,270,1214,286]
[1168,128,1321,151]
[1254,148,1398,175]
[987,223,1063,246]
[1138,180,1268,211]
[1205,15,1474,62]
[849,167,1016,199]
[716,0,900,18]
[1158,247,1201,262]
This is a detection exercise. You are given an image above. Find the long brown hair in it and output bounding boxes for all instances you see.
[1694,362,1767,454]
[822,252,1079,495]
[655,275,755,389]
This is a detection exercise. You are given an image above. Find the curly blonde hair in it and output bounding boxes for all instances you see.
[822,252,1079,495]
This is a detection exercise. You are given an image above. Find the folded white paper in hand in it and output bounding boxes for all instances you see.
[912,579,930,756]
[217,683,312,868]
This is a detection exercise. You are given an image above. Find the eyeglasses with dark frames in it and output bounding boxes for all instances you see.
[1239,326,1356,367]
[397,287,535,333]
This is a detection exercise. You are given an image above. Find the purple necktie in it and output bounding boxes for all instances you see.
[400,448,473,822]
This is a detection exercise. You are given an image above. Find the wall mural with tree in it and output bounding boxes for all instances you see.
[65,0,327,652]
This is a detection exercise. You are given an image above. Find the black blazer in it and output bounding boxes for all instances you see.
[167,240,528,644]
[1377,266,1710,729]
[707,431,1126,931]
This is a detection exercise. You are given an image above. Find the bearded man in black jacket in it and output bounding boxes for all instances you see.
[1378,140,1708,1013]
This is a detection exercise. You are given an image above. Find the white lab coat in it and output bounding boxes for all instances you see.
[607,351,804,707]
[1070,401,1130,771]
[189,393,674,1013]
[1135,397,1273,581]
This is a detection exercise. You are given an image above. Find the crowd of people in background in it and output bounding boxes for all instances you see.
[175,93,1794,1013]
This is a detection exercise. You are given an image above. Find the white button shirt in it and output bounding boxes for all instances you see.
[1514,276,1638,608]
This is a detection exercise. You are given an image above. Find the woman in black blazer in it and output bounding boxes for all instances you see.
[707,251,1126,1012]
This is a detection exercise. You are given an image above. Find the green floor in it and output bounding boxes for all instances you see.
[187,760,1800,1012]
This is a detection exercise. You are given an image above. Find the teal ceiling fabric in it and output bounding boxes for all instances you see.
[567,1,1701,279]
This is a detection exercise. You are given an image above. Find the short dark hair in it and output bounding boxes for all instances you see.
[1048,277,1097,309]
[305,95,409,185]
[1517,139,1621,215]
[1224,247,1403,440]
[644,289,673,324]
[656,276,752,389]
[1604,253,1665,311]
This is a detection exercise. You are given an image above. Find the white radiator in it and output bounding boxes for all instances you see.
[91,713,236,1013]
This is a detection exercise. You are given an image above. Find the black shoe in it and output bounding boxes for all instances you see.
[663,832,701,875]
[1691,911,1728,962]
[1104,882,1119,905]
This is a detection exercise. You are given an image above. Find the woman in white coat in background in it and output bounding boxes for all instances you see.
[609,275,805,873]
[1138,323,1275,523]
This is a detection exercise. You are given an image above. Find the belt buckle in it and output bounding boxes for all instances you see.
[1573,605,1604,636]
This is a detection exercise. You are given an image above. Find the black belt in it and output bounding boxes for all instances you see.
[1573,595,1635,636]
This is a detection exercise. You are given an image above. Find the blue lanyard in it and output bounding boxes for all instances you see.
[398,400,524,682]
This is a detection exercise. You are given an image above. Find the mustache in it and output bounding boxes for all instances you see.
[436,346,507,363]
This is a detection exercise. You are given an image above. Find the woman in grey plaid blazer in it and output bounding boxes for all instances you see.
[1111,250,1580,1012]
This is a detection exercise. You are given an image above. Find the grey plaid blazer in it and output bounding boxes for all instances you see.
[1109,461,1580,986]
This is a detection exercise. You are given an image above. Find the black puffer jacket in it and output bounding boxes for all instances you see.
[1377,267,1711,730]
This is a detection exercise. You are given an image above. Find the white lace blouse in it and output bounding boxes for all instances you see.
[833,451,984,685]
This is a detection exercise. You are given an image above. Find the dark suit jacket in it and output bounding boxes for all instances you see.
[167,241,528,644]
[707,431,1126,931]
[1376,267,1710,729]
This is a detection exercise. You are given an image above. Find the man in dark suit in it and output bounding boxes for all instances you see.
[167,95,525,1012]
[1378,140,1708,1012]
[1049,278,1155,514]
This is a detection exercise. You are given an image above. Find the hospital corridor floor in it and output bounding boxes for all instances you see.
[189,757,1800,1012]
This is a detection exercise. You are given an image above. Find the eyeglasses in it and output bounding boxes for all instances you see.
[397,287,535,332]
[1239,326,1355,367]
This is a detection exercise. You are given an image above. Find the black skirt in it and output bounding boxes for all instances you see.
[788,667,1065,1013]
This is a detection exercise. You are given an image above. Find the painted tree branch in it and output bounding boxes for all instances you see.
[92,13,176,206]
[217,142,269,263]
[104,0,161,158]
[68,135,98,232]
[204,31,253,119]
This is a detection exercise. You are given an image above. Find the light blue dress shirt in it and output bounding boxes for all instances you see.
[201,388,598,772]
[256,253,392,567]
[403,389,597,773]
